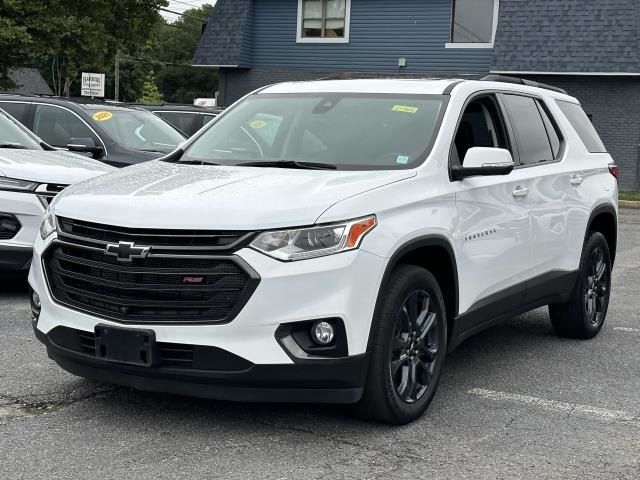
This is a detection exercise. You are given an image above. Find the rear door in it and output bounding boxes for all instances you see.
[452,93,533,319]
[500,93,576,299]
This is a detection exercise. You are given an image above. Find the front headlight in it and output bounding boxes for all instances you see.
[251,216,377,261]
[39,207,57,240]
[0,176,39,192]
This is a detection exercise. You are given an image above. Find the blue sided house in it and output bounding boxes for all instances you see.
[194,0,640,189]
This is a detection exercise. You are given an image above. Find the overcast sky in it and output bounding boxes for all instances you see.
[162,0,216,22]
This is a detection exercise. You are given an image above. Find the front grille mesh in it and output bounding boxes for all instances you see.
[44,219,259,324]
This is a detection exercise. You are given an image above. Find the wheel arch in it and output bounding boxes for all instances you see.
[586,204,617,265]
[367,235,459,353]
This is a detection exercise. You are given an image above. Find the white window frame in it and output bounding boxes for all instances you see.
[296,0,351,44]
[445,0,499,49]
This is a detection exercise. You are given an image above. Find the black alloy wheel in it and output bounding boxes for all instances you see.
[390,290,439,403]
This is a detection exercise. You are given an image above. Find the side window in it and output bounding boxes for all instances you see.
[33,104,96,147]
[156,112,194,136]
[501,94,554,166]
[0,102,28,123]
[536,101,562,159]
[201,114,216,126]
[556,101,607,153]
[452,95,510,165]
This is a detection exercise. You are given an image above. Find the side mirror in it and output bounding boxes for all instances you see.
[451,147,514,181]
[67,137,104,159]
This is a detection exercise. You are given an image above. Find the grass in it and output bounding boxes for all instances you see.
[620,191,640,202]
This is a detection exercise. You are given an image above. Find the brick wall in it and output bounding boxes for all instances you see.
[525,75,640,190]
[219,68,640,190]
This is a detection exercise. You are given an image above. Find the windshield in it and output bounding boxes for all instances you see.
[180,93,446,170]
[93,109,186,152]
[0,109,42,150]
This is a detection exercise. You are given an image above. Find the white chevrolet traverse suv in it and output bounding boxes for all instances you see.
[0,108,114,276]
[29,77,618,424]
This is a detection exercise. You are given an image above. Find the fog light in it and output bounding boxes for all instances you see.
[30,289,41,322]
[32,291,41,309]
[312,321,335,345]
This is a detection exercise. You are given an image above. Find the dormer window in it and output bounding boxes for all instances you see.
[297,0,351,43]
[447,0,499,48]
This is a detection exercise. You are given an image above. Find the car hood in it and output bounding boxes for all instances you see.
[0,149,114,184]
[53,160,415,230]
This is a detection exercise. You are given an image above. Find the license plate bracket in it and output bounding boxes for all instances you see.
[94,325,157,367]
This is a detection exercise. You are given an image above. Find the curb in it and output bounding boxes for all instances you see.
[620,200,640,209]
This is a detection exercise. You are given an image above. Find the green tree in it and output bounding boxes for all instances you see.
[0,0,167,96]
[0,0,34,88]
[150,4,218,103]
[138,72,164,103]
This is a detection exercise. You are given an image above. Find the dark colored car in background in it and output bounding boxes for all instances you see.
[0,95,187,167]
[127,103,223,137]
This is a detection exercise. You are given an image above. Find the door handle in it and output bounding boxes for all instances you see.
[512,186,529,197]
[570,175,584,186]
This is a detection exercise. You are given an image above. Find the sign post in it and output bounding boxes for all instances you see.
[81,72,105,98]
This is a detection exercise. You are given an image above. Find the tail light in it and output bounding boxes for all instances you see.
[608,163,619,180]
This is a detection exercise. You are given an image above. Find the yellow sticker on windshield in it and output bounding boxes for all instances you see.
[250,120,267,129]
[392,105,419,114]
[93,111,113,122]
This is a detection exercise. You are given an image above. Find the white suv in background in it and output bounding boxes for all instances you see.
[29,77,618,424]
[0,108,113,276]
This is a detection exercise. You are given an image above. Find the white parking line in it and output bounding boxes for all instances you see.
[469,388,640,425]
[614,327,640,333]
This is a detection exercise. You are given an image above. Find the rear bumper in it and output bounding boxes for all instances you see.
[34,326,368,404]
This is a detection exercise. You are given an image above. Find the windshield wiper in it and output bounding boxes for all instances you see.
[237,160,337,170]
[178,159,221,166]
[0,143,28,149]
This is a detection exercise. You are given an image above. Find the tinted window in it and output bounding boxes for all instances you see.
[557,101,607,153]
[536,101,562,159]
[33,104,96,148]
[181,94,445,170]
[201,114,216,126]
[0,102,28,123]
[502,95,554,166]
[453,95,509,165]
[156,112,195,136]
[451,0,496,43]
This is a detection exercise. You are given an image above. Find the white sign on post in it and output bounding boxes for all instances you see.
[81,72,105,97]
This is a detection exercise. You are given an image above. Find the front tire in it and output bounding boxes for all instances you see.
[549,232,612,339]
[359,265,447,424]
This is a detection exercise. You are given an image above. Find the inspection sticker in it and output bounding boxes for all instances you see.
[250,120,267,129]
[392,105,419,114]
[93,111,113,122]
[396,155,410,164]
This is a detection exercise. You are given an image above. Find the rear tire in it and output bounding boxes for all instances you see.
[549,232,612,339]
[358,265,447,424]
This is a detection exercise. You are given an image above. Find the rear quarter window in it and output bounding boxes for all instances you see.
[557,101,607,153]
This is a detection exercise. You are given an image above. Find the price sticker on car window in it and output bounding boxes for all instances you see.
[250,120,267,129]
[392,105,419,114]
[93,111,113,122]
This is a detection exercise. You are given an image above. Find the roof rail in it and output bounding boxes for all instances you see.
[480,75,568,95]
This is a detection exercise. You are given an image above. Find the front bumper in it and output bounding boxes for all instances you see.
[34,326,367,403]
[0,190,45,272]
[30,232,387,402]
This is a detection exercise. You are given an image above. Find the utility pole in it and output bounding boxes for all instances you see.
[114,51,120,102]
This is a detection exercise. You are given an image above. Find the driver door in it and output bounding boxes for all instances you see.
[452,94,533,324]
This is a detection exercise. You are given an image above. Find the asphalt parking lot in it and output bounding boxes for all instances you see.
[1,209,639,480]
